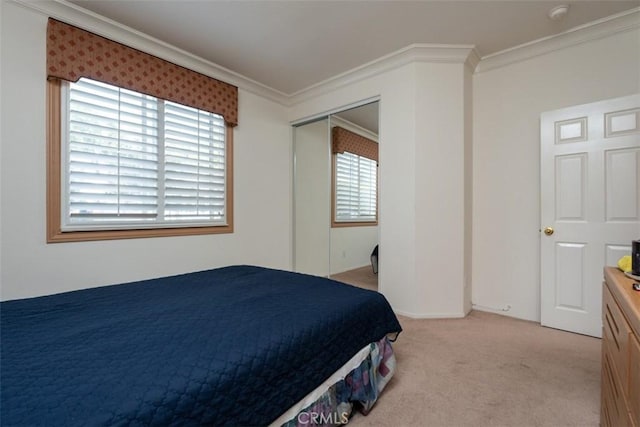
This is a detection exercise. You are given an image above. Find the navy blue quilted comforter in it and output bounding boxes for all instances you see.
[1,265,401,426]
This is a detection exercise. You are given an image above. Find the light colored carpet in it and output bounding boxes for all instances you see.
[349,310,601,427]
[331,266,377,291]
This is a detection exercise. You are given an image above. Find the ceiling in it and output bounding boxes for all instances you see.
[68,1,638,96]
[333,102,380,135]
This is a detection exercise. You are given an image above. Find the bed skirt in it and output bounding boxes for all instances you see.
[272,336,396,426]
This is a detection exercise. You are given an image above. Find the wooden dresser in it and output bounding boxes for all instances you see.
[602,267,640,427]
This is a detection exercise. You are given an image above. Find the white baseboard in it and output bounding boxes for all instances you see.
[393,309,467,319]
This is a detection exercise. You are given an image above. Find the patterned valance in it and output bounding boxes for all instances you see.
[46,19,238,127]
[332,126,378,162]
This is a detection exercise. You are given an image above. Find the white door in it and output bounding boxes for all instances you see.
[541,94,640,338]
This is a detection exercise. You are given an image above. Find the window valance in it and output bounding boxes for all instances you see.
[46,18,238,127]
[331,126,378,162]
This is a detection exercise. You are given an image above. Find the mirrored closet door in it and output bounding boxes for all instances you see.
[293,118,331,277]
[293,102,379,291]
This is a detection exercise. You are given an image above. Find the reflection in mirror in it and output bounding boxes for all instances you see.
[293,118,330,278]
[292,101,379,291]
[329,102,379,292]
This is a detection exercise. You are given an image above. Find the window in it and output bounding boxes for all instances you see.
[332,151,378,226]
[331,126,378,227]
[46,19,237,242]
[47,78,233,242]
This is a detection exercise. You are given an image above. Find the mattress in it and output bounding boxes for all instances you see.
[1,265,401,426]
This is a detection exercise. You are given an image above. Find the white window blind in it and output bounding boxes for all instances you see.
[163,101,226,221]
[63,78,227,231]
[335,151,377,222]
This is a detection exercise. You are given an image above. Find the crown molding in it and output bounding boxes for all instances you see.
[287,43,479,106]
[476,7,640,73]
[11,0,290,105]
[465,48,482,73]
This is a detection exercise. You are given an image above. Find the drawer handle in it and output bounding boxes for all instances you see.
[605,314,620,351]
[606,304,619,334]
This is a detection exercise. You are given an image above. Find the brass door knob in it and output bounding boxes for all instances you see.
[543,227,554,236]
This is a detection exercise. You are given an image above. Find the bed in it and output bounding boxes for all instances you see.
[1,265,401,426]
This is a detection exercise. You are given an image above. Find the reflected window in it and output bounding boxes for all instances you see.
[331,126,378,227]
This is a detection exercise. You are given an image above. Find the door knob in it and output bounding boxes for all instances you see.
[543,227,554,236]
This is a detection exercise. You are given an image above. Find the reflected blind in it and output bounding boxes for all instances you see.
[65,78,226,229]
[335,151,377,222]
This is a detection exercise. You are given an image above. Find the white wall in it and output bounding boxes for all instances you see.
[0,0,4,296]
[0,2,291,300]
[472,28,640,321]
[330,226,377,275]
[463,63,473,314]
[289,55,472,318]
[413,62,470,317]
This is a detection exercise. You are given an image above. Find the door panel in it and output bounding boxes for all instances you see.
[541,94,640,337]
[555,154,587,220]
[605,108,640,137]
[555,242,586,311]
[605,148,639,221]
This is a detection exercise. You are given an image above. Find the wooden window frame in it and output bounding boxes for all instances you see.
[46,80,234,243]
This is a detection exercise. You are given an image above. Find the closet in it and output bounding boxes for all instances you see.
[292,101,379,286]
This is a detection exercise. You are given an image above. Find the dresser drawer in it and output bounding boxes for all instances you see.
[602,341,632,427]
[604,285,631,385]
[629,335,640,426]
[602,268,640,427]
